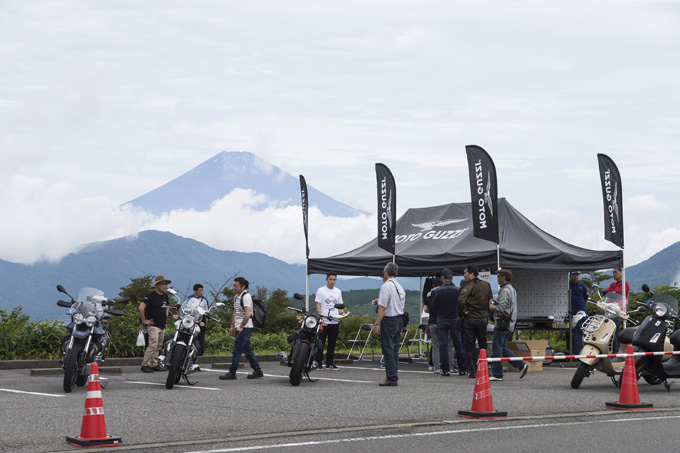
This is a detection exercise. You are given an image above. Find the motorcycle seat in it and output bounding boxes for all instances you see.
[617,327,637,344]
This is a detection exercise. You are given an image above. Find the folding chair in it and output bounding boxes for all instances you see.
[408,323,430,360]
[347,323,375,361]
[397,323,411,362]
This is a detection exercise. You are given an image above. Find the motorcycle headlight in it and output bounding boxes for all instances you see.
[182,316,195,330]
[85,316,97,327]
[73,313,84,324]
[654,304,668,318]
[304,316,318,329]
[604,304,620,319]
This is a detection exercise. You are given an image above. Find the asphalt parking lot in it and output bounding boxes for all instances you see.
[1,357,679,452]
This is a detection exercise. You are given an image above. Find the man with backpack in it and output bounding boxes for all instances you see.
[219,277,264,380]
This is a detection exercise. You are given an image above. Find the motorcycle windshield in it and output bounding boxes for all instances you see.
[180,306,204,320]
[76,287,104,302]
[602,291,624,309]
[649,293,679,312]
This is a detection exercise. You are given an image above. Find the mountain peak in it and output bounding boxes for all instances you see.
[124,151,363,217]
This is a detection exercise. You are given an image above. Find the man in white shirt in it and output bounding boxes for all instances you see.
[219,277,263,380]
[372,262,406,386]
[315,273,345,369]
[182,283,209,356]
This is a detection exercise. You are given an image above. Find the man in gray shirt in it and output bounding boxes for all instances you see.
[372,262,406,386]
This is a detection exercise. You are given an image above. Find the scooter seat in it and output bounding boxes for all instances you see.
[617,327,637,344]
[670,329,680,349]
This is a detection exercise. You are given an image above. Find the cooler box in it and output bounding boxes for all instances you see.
[506,340,548,373]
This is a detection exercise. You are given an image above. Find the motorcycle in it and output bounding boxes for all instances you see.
[56,285,128,393]
[570,286,632,389]
[283,293,348,386]
[621,284,680,391]
[160,289,223,389]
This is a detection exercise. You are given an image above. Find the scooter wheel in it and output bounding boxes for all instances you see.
[642,375,664,385]
[571,362,590,389]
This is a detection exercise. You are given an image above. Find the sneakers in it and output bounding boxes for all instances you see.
[458,370,468,376]
[326,364,339,370]
[489,376,504,381]
[433,368,441,374]
[140,366,154,373]
[219,372,237,380]
[247,369,264,379]
[441,370,450,376]
[428,366,434,371]
[151,365,166,372]
[519,363,529,379]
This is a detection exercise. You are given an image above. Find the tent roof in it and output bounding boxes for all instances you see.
[308,198,622,277]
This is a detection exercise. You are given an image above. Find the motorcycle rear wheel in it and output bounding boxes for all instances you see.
[289,342,310,386]
[166,344,185,389]
[642,375,664,385]
[571,362,591,389]
[63,343,84,393]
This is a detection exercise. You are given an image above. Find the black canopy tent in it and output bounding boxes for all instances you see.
[308,199,622,277]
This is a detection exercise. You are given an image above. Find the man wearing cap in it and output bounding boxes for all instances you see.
[372,262,406,386]
[489,269,528,381]
[431,268,467,376]
[569,271,589,355]
[139,275,171,373]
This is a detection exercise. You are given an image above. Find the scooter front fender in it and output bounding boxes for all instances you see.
[578,345,601,367]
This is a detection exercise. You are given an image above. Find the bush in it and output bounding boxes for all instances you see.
[0,307,67,360]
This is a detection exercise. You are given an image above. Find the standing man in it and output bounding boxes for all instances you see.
[458,264,493,379]
[183,283,210,357]
[424,277,452,373]
[569,271,589,355]
[315,273,344,370]
[605,267,629,353]
[372,262,406,387]
[489,269,529,381]
[432,269,468,377]
[139,275,171,373]
[219,277,264,380]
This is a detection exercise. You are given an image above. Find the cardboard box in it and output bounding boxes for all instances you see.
[506,340,549,373]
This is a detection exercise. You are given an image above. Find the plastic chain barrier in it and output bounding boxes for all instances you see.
[483,350,680,362]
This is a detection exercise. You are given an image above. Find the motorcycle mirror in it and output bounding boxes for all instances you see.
[334,304,345,310]
[56,284,66,293]
[293,293,304,300]
[641,284,650,293]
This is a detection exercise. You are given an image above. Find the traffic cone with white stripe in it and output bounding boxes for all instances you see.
[606,345,653,410]
[66,363,122,447]
[458,348,508,419]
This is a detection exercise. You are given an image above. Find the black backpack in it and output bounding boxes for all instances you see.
[239,292,267,328]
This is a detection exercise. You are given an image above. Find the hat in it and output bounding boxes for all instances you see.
[440,268,453,278]
[569,270,580,275]
[497,269,513,280]
[153,275,171,286]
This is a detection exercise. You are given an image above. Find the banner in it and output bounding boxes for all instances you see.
[466,145,499,244]
[375,163,396,255]
[299,175,310,258]
[597,154,624,248]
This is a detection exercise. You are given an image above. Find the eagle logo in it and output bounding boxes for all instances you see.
[412,219,467,232]
[611,182,619,223]
[484,173,494,216]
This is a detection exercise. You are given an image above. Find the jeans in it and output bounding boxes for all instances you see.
[428,324,452,369]
[491,328,525,378]
[612,318,622,352]
[229,328,261,374]
[572,317,586,354]
[437,317,467,374]
[316,323,339,366]
[380,316,403,382]
[462,317,488,376]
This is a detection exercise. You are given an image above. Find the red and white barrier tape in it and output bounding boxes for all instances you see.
[483,350,680,363]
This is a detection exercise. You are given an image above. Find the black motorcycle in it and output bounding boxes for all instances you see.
[619,284,680,391]
[283,293,346,386]
[56,285,128,393]
[161,291,223,389]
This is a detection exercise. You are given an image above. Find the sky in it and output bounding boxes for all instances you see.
[1,1,679,276]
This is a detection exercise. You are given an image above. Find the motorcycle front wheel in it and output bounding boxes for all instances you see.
[166,344,185,389]
[570,362,591,389]
[289,342,310,386]
[63,343,84,393]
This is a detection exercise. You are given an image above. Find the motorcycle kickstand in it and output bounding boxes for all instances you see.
[611,376,619,388]
[304,372,319,383]
[182,374,198,386]
[663,380,673,392]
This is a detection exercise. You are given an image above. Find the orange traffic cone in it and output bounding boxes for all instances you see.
[606,345,653,410]
[66,363,122,447]
[458,349,508,419]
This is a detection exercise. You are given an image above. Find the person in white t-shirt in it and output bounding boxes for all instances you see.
[314,273,345,370]
[182,283,210,356]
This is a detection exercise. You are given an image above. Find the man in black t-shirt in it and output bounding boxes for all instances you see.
[139,275,171,373]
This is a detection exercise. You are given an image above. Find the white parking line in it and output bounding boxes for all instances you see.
[124,381,221,390]
[0,388,65,398]
[202,368,375,384]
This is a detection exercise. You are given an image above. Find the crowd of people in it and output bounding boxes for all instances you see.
[138,264,628,386]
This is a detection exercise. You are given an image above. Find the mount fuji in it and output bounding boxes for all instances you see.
[124,151,365,217]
